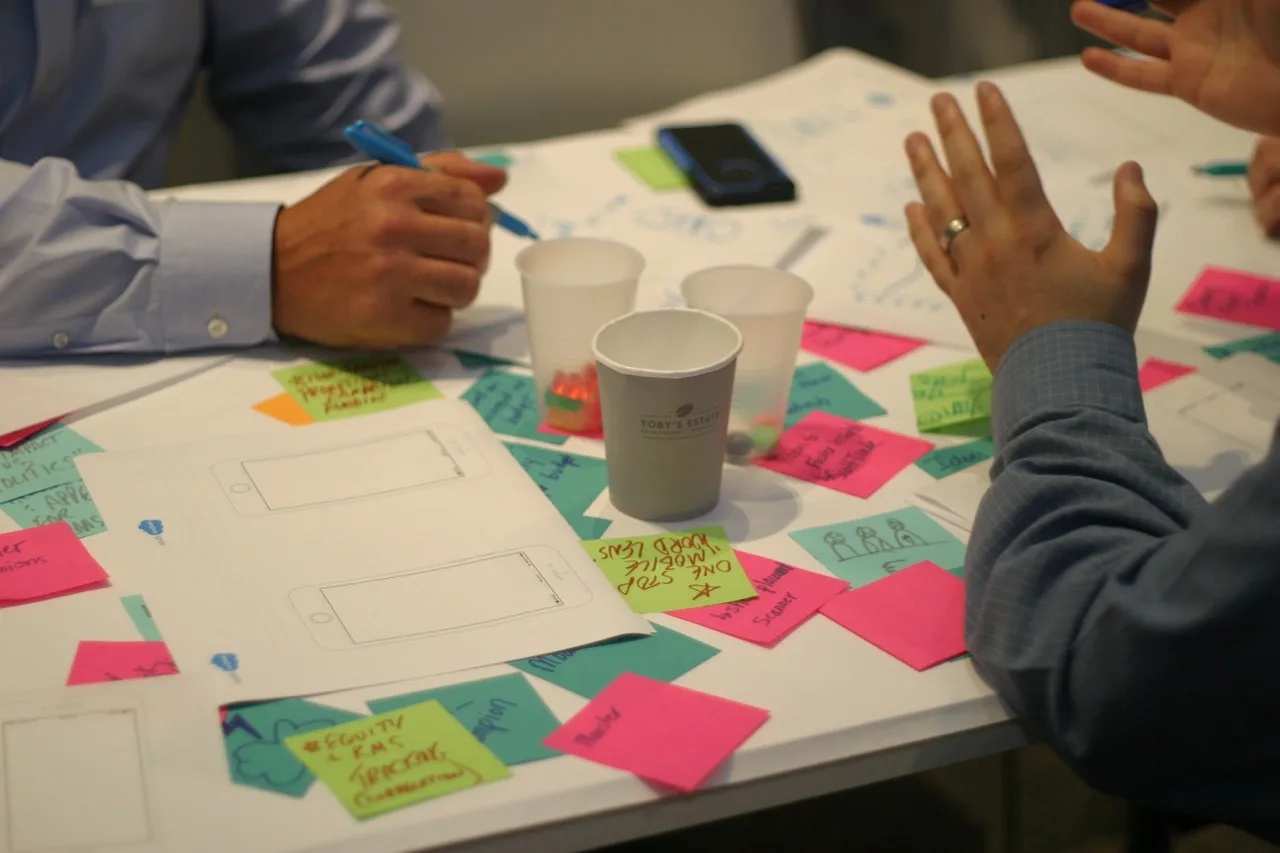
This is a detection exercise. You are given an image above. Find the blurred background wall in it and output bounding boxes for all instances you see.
[164,0,1096,187]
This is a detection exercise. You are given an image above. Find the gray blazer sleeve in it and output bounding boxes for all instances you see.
[968,321,1280,839]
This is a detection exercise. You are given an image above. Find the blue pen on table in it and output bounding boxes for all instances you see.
[343,120,539,240]
[1191,160,1249,178]
[1095,0,1148,9]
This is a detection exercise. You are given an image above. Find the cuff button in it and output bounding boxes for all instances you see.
[207,316,230,340]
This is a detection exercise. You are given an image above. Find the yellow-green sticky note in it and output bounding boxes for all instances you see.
[615,147,688,191]
[581,525,757,614]
[284,700,510,820]
[272,353,442,422]
[909,358,993,436]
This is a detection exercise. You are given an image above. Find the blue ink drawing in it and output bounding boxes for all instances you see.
[222,713,263,740]
[867,91,895,107]
[138,519,163,535]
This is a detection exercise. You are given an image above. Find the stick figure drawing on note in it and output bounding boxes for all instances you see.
[887,517,927,548]
[825,530,858,562]
[857,526,892,553]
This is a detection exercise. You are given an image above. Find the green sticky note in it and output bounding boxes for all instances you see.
[0,477,106,538]
[790,507,967,589]
[226,698,363,799]
[285,700,510,819]
[1205,331,1280,365]
[454,350,518,370]
[909,358,993,436]
[463,370,567,444]
[272,353,442,422]
[504,442,608,538]
[581,526,757,613]
[786,363,887,428]
[615,147,689,191]
[367,674,559,766]
[0,426,101,503]
[120,594,163,642]
[915,438,995,480]
[472,152,513,168]
[511,622,719,698]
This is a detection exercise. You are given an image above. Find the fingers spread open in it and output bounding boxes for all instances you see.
[906,132,965,234]
[931,93,1001,225]
[1070,1,1172,59]
[906,202,958,296]
[976,82,1055,228]
[1080,47,1174,96]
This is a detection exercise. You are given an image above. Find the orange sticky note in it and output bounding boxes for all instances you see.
[66,640,179,685]
[0,522,109,605]
[253,392,314,426]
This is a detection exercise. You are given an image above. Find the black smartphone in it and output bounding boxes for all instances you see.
[656,122,797,207]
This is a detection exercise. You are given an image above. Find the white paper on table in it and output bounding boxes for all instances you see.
[0,676,245,853]
[911,465,990,533]
[0,354,230,436]
[76,400,650,706]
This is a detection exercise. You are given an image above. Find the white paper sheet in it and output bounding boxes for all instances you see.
[0,355,230,437]
[76,400,650,705]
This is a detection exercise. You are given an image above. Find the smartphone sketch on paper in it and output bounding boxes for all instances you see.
[211,426,489,515]
[288,546,592,650]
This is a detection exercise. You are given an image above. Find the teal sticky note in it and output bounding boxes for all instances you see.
[224,698,363,798]
[367,673,559,765]
[0,426,102,503]
[511,622,719,698]
[789,507,966,589]
[914,438,995,480]
[786,363,888,428]
[1205,331,1280,365]
[120,594,164,642]
[504,443,610,538]
[0,477,106,538]
[472,152,513,168]
[454,350,518,370]
[463,370,568,445]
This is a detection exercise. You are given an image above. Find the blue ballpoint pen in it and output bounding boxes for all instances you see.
[1096,0,1147,9]
[343,120,539,240]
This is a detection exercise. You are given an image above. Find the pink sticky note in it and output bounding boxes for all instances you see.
[0,523,110,605]
[543,672,769,792]
[1138,358,1196,392]
[821,561,966,671]
[66,640,180,685]
[0,416,62,449]
[1175,267,1280,331]
[756,411,933,499]
[801,321,924,371]
[538,423,604,441]
[671,551,849,646]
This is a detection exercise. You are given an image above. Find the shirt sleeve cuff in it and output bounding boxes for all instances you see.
[154,199,281,351]
[992,320,1146,446]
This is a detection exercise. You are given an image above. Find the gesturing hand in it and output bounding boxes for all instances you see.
[903,83,1160,371]
[1071,0,1280,137]
[1249,137,1280,238]
[271,152,508,349]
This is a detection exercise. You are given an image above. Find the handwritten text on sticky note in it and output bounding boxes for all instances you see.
[272,354,442,422]
[786,363,886,427]
[1176,267,1280,331]
[285,700,510,819]
[225,698,363,798]
[1,478,106,539]
[801,322,923,371]
[790,506,967,589]
[671,552,848,646]
[910,359,992,435]
[582,526,756,613]
[0,426,101,504]
[543,672,769,792]
[756,412,933,499]
[66,640,178,685]
[914,438,994,480]
[504,443,610,539]
[463,370,567,444]
[0,522,109,604]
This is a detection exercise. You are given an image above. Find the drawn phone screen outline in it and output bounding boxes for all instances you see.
[2,706,153,852]
[288,545,592,650]
[211,426,489,516]
[1178,382,1280,453]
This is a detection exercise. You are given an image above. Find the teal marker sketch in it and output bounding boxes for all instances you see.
[790,507,967,589]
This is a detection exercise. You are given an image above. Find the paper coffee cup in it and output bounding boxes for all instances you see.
[592,308,743,522]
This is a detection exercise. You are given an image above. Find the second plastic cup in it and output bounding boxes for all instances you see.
[593,308,743,522]
[516,237,644,433]
[680,265,814,462]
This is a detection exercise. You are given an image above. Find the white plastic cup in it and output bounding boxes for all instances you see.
[680,265,814,461]
[516,238,644,427]
[593,308,743,522]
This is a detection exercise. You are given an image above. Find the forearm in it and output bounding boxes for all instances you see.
[0,158,277,355]
[968,322,1280,827]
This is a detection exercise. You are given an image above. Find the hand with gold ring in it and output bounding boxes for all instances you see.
[902,82,1161,371]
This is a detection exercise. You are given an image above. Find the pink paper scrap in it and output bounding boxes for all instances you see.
[1175,266,1280,331]
[66,640,180,686]
[0,522,110,605]
[820,561,966,671]
[801,321,924,372]
[671,551,848,646]
[543,672,769,792]
[1138,358,1196,393]
[756,411,934,499]
[538,423,604,441]
[0,416,62,449]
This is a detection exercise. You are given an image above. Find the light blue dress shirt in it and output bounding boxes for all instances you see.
[0,0,444,356]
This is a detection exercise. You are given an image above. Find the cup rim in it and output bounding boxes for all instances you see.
[515,236,646,290]
[680,264,815,317]
[592,308,744,380]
